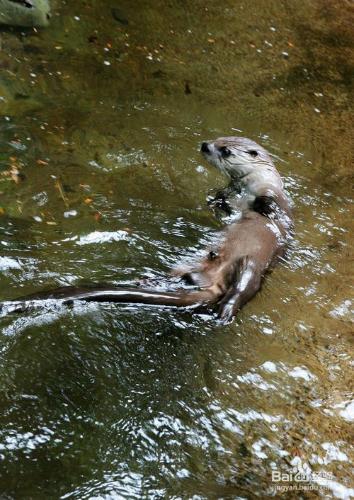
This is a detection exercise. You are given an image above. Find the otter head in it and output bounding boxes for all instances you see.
[200,136,276,181]
[200,136,284,197]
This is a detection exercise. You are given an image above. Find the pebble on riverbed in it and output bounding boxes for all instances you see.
[111,7,128,26]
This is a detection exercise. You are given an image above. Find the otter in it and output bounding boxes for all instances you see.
[0,137,292,323]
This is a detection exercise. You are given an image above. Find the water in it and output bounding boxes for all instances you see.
[0,0,353,498]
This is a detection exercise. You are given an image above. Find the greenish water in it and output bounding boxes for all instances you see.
[0,0,353,498]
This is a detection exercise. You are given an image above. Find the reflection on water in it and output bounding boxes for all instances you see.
[0,0,353,498]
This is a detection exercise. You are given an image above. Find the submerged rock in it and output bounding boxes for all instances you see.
[0,0,50,27]
[111,7,128,25]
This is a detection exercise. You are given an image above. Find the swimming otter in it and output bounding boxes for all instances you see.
[1,137,292,323]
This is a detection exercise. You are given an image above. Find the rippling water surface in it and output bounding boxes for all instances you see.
[0,0,353,498]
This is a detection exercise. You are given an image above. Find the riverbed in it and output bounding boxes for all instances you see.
[0,0,353,497]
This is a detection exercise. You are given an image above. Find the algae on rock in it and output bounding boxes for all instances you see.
[0,0,50,27]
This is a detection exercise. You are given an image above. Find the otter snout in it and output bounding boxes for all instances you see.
[201,141,218,156]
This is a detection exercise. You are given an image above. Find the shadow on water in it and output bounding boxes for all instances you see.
[0,0,353,498]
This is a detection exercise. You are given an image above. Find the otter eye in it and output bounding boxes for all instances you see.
[220,146,231,158]
[248,150,258,157]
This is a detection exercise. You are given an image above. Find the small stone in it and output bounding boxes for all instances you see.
[64,210,77,218]
[111,8,128,25]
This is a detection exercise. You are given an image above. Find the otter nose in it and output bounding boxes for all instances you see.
[201,142,210,153]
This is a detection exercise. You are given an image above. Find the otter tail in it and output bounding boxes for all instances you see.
[0,286,217,316]
[1,258,264,322]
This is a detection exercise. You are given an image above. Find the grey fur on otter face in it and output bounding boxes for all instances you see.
[201,136,284,198]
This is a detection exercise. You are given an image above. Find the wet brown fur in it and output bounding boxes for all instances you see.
[1,137,293,323]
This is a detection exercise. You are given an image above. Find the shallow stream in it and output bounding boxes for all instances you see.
[0,0,353,498]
